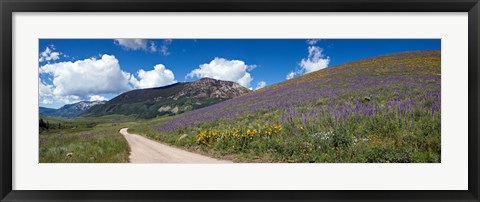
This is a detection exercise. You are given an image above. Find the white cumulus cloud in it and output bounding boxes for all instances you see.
[306,39,320,45]
[114,39,148,51]
[114,39,172,55]
[149,41,157,52]
[286,46,330,80]
[40,99,53,105]
[39,46,61,62]
[39,54,132,103]
[286,72,296,80]
[89,95,108,101]
[129,64,177,89]
[39,80,54,104]
[300,46,330,73]
[255,81,266,90]
[187,57,255,88]
[160,39,172,56]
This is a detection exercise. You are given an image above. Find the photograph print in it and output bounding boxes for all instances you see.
[38,39,441,163]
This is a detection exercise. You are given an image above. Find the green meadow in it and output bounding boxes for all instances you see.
[39,115,137,163]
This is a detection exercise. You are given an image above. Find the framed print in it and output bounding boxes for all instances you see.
[1,0,479,201]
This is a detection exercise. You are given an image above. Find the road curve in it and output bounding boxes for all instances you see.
[120,128,231,163]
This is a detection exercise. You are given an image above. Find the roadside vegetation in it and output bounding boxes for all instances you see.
[39,115,137,163]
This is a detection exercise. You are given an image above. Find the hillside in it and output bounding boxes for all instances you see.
[82,78,251,119]
[39,107,57,116]
[150,50,441,163]
[40,100,106,118]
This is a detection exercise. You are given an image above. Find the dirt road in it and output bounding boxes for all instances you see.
[120,128,231,163]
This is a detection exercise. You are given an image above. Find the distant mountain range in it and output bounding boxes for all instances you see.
[40,100,106,118]
[77,78,251,119]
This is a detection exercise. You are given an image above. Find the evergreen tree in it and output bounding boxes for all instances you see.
[39,119,47,132]
[39,119,46,128]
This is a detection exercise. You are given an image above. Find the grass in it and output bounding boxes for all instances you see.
[129,108,440,163]
[39,115,138,163]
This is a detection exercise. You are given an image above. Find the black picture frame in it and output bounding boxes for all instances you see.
[1,0,479,201]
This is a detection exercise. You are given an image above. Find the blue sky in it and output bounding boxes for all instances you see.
[38,39,440,109]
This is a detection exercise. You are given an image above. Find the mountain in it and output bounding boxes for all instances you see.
[39,100,107,118]
[82,78,251,119]
[39,107,57,116]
